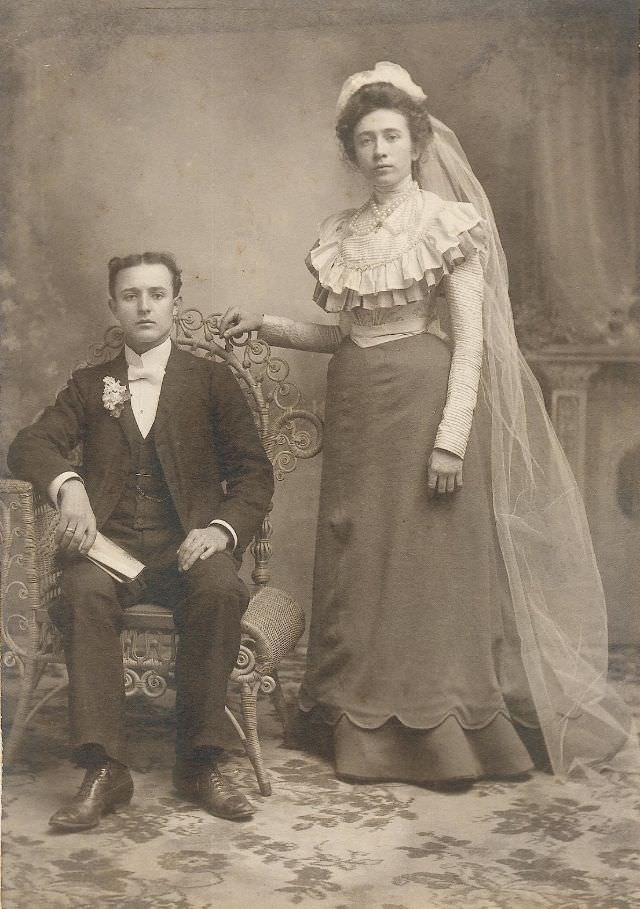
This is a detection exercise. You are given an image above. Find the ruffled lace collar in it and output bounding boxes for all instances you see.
[309,188,486,312]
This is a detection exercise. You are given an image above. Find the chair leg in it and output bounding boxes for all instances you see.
[239,679,272,797]
[4,658,64,765]
[271,671,290,733]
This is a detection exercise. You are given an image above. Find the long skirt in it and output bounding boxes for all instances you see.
[296,332,545,783]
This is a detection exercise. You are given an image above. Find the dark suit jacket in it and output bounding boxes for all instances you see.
[8,345,274,553]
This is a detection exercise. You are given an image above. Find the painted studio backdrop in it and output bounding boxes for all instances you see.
[2,1,638,641]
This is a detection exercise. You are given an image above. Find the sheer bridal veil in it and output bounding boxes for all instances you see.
[422,114,639,776]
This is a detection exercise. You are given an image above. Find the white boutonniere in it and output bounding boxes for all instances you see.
[102,376,131,418]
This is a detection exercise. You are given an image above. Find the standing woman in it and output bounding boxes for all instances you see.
[221,63,638,785]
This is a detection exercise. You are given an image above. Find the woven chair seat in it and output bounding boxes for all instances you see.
[117,589,305,659]
[123,603,177,631]
[35,590,305,661]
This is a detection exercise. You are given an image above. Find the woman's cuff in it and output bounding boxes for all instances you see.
[432,426,469,460]
[257,314,291,346]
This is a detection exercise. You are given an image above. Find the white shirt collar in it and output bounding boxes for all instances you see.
[124,336,173,370]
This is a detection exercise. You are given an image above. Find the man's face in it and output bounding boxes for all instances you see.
[109,263,179,354]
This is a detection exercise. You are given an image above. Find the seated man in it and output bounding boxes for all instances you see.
[8,251,274,830]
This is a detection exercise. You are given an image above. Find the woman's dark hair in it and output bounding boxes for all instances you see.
[108,251,183,299]
[336,82,433,175]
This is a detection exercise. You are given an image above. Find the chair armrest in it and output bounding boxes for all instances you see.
[0,478,61,611]
[241,586,305,672]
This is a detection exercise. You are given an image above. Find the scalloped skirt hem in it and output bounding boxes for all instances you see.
[288,710,549,783]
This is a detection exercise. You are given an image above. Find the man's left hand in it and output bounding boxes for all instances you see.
[177,525,232,572]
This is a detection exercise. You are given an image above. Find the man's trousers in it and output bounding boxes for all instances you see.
[55,528,249,765]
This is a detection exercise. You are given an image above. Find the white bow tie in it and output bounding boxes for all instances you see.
[127,365,165,384]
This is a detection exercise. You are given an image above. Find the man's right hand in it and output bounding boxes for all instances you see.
[55,479,97,555]
[218,307,264,340]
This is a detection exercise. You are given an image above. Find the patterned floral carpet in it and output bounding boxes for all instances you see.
[2,647,640,909]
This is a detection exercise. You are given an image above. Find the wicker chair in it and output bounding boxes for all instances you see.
[0,311,323,796]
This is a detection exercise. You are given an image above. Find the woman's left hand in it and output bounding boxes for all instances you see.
[428,448,464,496]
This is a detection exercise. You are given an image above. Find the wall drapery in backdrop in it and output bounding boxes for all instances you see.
[517,15,638,348]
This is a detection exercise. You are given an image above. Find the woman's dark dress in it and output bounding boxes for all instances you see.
[279,190,544,782]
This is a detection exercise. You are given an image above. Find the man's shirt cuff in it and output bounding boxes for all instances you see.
[49,471,84,506]
[209,519,238,551]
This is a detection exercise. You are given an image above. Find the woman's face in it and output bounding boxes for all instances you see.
[353,108,417,189]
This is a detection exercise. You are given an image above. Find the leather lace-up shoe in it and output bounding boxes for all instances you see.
[173,764,254,820]
[49,763,134,831]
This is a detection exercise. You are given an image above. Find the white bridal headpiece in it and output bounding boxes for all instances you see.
[335,61,427,116]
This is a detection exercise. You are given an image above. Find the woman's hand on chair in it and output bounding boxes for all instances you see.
[428,448,463,496]
[218,308,264,340]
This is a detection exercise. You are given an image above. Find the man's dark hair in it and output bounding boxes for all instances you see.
[108,252,183,299]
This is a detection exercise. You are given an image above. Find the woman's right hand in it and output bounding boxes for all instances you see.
[428,448,464,496]
[218,307,264,339]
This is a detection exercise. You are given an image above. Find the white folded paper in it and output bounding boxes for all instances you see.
[86,531,145,583]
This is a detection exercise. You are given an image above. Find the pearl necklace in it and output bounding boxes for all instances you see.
[349,182,417,236]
